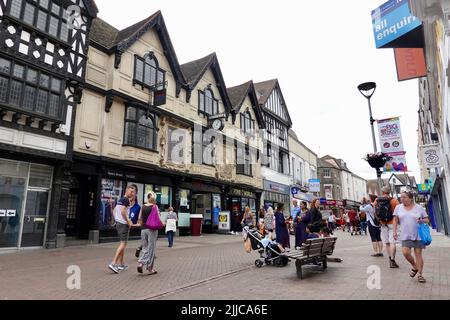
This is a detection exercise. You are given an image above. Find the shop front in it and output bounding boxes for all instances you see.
[191,181,223,234]
[262,180,291,218]
[0,158,53,249]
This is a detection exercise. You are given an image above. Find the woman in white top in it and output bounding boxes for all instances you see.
[393,191,429,283]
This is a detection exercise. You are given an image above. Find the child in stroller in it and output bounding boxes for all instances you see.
[243,226,289,268]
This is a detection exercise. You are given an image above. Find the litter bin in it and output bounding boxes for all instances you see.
[190,214,203,236]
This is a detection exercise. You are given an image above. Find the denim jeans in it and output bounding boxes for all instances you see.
[167,231,174,247]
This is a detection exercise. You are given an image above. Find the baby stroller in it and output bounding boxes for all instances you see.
[244,227,289,268]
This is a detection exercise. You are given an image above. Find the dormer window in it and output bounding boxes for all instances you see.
[240,109,255,135]
[134,53,165,91]
[198,88,219,117]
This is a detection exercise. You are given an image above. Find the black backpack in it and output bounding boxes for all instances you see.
[375,197,393,223]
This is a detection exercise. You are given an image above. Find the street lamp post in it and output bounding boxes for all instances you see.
[358,82,383,195]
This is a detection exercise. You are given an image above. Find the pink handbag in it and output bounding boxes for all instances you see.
[145,205,163,230]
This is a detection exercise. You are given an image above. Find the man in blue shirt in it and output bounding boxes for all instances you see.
[128,184,141,225]
[291,199,301,234]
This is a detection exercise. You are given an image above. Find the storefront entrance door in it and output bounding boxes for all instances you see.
[21,189,50,247]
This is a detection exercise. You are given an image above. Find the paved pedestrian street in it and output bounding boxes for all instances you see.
[1,231,449,300]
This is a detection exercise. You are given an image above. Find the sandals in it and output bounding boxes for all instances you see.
[418,275,426,283]
[410,269,419,278]
[137,264,143,274]
[147,269,158,275]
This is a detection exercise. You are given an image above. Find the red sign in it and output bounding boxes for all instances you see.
[394,48,427,81]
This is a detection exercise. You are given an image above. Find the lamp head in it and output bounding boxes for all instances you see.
[358,82,377,99]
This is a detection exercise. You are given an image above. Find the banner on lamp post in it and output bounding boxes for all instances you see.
[377,117,408,172]
[420,144,442,169]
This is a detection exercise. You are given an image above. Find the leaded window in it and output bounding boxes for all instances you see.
[198,88,219,117]
[8,0,71,42]
[240,109,255,135]
[133,53,165,91]
[236,144,252,176]
[124,106,158,151]
[0,56,64,121]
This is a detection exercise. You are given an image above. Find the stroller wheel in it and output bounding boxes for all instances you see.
[264,258,272,266]
[255,260,264,268]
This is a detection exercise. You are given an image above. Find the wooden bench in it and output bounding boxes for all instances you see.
[281,237,338,279]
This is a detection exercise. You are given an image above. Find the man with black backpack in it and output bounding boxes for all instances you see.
[374,187,400,268]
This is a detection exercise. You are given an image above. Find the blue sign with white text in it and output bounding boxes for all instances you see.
[372,0,422,48]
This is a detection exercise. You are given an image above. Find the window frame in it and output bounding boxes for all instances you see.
[0,55,65,122]
[198,88,219,117]
[6,0,72,44]
[123,106,158,152]
[133,53,166,92]
[240,109,255,136]
[323,168,331,178]
[236,144,253,177]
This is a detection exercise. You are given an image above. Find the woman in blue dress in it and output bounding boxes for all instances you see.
[275,203,290,249]
[295,201,311,248]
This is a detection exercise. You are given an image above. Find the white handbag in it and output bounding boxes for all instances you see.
[166,218,177,233]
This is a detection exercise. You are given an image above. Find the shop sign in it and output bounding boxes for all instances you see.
[0,210,6,217]
[178,212,191,228]
[106,171,124,179]
[229,188,256,198]
[291,187,299,195]
[308,179,321,193]
[264,180,289,194]
[419,145,442,169]
[218,211,230,231]
[372,0,422,49]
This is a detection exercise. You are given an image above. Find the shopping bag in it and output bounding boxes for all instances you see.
[244,238,251,253]
[418,223,432,246]
[165,219,177,233]
[145,205,163,230]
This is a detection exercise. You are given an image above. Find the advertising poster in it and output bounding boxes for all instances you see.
[378,117,408,172]
[218,211,231,231]
[99,179,123,229]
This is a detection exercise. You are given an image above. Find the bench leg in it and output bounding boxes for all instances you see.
[323,258,328,270]
[296,260,303,279]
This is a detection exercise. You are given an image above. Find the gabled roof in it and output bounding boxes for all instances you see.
[83,0,99,18]
[254,79,293,127]
[389,173,412,186]
[89,11,185,91]
[227,81,265,129]
[180,53,231,115]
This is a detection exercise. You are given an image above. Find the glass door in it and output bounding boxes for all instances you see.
[21,189,50,247]
[0,160,29,249]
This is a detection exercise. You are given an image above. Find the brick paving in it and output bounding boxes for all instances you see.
[0,230,449,300]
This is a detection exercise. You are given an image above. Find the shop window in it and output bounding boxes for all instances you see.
[99,179,124,230]
[28,164,53,188]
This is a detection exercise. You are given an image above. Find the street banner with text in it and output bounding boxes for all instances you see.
[378,117,408,172]
[420,144,442,169]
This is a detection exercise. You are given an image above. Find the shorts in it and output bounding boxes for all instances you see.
[116,222,130,243]
[368,224,381,242]
[402,240,425,249]
[380,224,395,244]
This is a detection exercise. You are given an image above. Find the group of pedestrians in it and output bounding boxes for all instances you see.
[360,186,430,283]
[108,186,178,276]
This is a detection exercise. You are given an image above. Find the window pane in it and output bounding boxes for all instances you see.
[126,107,136,120]
[0,58,11,74]
[36,89,48,113]
[157,70,164,90]
[9,80,22,106]
[0,76,8,103]
[37,10,47,32]
[39,0,49,9]
[145,56,156,67]
[60,22,69,42]
[205,96,212,115]
[125,122,136,145]
[26,68,38,84]
[150,65,156,86]
[48,16,59,37]
[135,59,143,82]
[13,64,25,79]
[144,64,151,86]
[51,78,61,92]
[213,100,218,115]
[39,74,49,88]
[23,85,36,110]
[24,3,35,25]
[199,92,204,112]
[137,125,149,148]
[49,93,59,117]
[10,0,23,18]
[51,3,60,15]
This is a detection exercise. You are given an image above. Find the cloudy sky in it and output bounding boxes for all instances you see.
[94,0,421,182]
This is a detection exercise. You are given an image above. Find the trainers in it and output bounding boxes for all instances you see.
[117,265,128,271]
[108,264,120,274]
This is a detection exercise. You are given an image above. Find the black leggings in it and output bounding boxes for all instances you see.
[368,224,381,242]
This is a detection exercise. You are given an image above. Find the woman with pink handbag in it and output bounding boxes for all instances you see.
[136,191,165,275]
